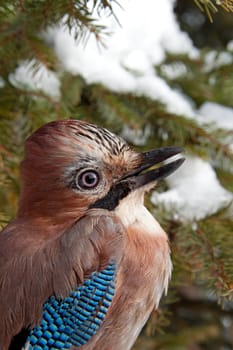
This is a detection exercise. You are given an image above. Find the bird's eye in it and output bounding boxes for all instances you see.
[76,170,100,190]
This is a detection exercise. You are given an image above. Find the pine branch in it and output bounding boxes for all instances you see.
[0,0,119,76]
[220,0,233,11]
[194,0,233,21]
[169,214,233,301]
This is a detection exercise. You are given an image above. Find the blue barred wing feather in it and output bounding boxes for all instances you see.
[25,263,116,350]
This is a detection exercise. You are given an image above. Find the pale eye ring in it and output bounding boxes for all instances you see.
[76,170,100,190]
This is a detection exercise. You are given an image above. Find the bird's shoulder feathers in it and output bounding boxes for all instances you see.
[0,211,124,349]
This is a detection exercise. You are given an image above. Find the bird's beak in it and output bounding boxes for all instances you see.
[90,147,185,211]
[124,146,185,190]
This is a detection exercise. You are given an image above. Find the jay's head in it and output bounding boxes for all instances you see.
[18,120,184,223]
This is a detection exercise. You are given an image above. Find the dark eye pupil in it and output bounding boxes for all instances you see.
[77,170,99,189]
[83,172,97,185]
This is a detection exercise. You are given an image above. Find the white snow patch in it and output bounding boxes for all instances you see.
[122,50,153,76]
[135,75,196,116]
[203,50,233,72]
[227,40,233,52]
[121,124,151,146]
[50,0,198,115]
[161,62,188,80]
[9,60,60,98]
[151,157,233,222]
[198,102,233,130]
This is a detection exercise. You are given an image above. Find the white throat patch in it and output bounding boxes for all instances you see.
[115,188,166,237]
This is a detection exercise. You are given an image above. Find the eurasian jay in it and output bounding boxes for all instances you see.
[0,120,184,350]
